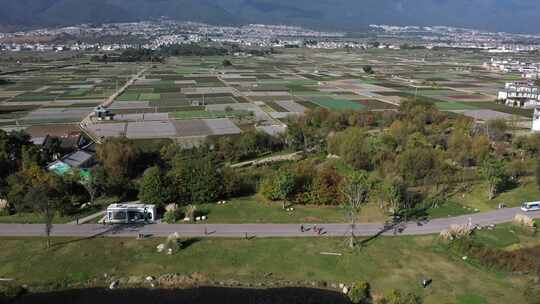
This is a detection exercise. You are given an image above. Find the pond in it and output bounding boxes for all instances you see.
[9,286,352,304]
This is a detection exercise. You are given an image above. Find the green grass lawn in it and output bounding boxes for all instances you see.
[0,213,72,224]
[138,93,161,100]
[117,92,140,101]
[435,101,479,111]
[0,228,536,303]
[192,196,386,224]
[449,178,540,211]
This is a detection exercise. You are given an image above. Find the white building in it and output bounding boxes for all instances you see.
[497,81,540,108]
[106,203,156,224]
[533,108,540,132]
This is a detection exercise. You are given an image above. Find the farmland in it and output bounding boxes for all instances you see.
[1,48,537,141]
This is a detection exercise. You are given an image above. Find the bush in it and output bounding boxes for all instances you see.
[0,283,26,301]
[162,210,177,224]
[513,214,537,230]
[163,232,182,254]
[0,198,9,216]
[378,289,422,304]
[185,205,197,221]
[524,278,540,304]
[348,280,371,304]
[439,224,473,241]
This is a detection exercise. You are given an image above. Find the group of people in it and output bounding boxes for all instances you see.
[300,224,325,235]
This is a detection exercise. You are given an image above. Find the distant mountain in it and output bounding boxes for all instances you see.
[1,0,540,34]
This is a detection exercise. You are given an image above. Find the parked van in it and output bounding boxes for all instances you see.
[106,203,156,224]
[521,201,540,212]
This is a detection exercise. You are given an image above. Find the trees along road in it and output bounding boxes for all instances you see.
[0,208,539,238]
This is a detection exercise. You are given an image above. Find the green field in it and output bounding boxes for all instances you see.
[139,93,161,100]
[450,177,540,211]
[435,101,479,111]
[188,196,386,224]
[312,98,366,110]
[172,110,248,120]
[0,224,537,303]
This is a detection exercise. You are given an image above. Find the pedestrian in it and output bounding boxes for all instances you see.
[204,226,208,236]
[300,224,304,232]
[313,224,317,233]
[76,217,79,225]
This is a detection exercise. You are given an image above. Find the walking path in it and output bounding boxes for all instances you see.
[1,208,539,238]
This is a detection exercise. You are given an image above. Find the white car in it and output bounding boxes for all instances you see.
[521,202,540,212]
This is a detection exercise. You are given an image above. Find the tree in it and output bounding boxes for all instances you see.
[25,185,57,248]
[222,59,232,66]
[274,169,297,209]
[308,164,343,205]
[536,159,540,192]
[398,145,438,185]
[480,158,509,200]
[7,166,63,248]
[348,280,371,304]
[341,171,371,248]
[169,152,224,204]
[96,138,140,179]
[363,65,374,75]
[138,166,170,208]
[378,177,407,216]
[327,128,373,171]
[80,168,99,205]
[486,119,508,141]
[471,134,490,165]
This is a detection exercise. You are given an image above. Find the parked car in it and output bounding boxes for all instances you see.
[521,201,540,212]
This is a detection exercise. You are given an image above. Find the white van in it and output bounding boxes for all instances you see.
[521,202,540,212]
[106,203,156,224]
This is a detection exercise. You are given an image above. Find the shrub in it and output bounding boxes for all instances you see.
[162,204,180,223]
[378,289,422,304]
[0,199,8,216]
[163,232,182,254]
[0,283,26,301]
[185,205,197,221]
[524,278,540,304]
[348,280,371,304]
[439,224,473,241]
[162,211,177,224]
[513,214,536,230]
[165,203,179,213]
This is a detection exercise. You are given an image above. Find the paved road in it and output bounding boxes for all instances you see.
[1,208,539,238]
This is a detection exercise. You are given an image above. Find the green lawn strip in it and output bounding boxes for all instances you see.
[435,101,479,111]
[172,110,248,120]
[449,178,540,211]
[191,196,374,224]
[175,68,196,75]
[116,93,140,101]
[0,213,72,224]
[312,98,366,110]
[0,234,530,303]
[456,294,488,304]
[138,93,161,101]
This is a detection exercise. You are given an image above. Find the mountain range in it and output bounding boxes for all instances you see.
[1,0,540,34]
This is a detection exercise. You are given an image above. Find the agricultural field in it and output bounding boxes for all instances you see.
[1,48,537,141]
